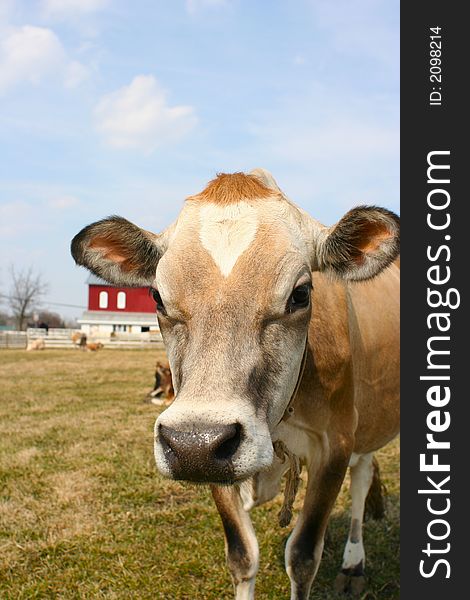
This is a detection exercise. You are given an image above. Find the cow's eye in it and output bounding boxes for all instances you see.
[287,283,311,313]
[150,288,166,314]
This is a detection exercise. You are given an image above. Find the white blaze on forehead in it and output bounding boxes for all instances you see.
[198,202,258,277]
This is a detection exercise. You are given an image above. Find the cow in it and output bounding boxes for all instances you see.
[71,169,399,599]
[71,331,87,349]
[149,360,175,405]
[86,342,103,352]
[26,338,45,351]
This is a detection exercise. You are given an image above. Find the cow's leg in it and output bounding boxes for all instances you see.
[211,485,259,600]
[285,439,351,600]
[334,452,374,595]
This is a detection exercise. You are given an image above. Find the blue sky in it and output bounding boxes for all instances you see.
[0,0,399,319]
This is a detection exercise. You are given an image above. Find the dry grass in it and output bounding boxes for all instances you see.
[0,349,399,599]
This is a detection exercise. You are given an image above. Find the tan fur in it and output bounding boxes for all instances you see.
[71,168,400,599]
[71,332,87,348]
[26,339,45,351]
[71,332,81,345]
[188,172,276,205]
[285,263,399,454]
[86,342,103,352]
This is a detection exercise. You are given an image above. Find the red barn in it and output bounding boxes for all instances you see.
[78,275,159,336]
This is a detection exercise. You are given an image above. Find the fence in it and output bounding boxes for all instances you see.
[0,331,27,349]
[0,329,164,350]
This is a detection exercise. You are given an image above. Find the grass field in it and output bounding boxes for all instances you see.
[0,349,399,599]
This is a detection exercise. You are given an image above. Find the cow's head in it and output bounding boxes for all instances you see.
[71,170,399,484]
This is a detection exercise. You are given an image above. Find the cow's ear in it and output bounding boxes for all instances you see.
[316,206,400,281]
[71,216,165,286]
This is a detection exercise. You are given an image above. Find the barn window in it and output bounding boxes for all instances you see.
[117,291,126,309]
[99,291,108,309]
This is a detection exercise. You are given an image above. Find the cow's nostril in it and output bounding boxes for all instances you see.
[214,423,242,462]
[156,422,243,483]
[158,424,176,456]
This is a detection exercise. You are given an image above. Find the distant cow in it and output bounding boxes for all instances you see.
[86,342,103,352]
[26,338,45,351]
[71,331,87,349]
[149,361,174,405]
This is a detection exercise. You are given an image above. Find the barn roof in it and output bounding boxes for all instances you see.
[77,311,158,325]
[86,274,114,286]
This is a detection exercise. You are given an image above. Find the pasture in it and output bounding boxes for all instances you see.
[0,349,399,599]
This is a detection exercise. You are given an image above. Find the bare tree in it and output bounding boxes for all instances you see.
[37,310,65,329]
[9,266,49,331]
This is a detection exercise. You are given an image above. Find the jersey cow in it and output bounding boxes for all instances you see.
[71,170,399,599]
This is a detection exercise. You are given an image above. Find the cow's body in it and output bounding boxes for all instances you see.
[271,261,399,469]
[26,338,45,351]
[86,342,103,352]
[213,263,399,598]
[71,169,399,598]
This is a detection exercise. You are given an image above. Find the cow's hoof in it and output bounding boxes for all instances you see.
[350,574,366,595]
[333,572,350,593]
[333,568,366,595]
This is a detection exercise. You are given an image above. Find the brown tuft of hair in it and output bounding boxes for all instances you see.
[364,457,387,520]
[189,172,275,205]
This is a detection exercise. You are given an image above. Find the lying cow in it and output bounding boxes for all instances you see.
[26,338,45,351]
[86,342,103,352]
[148,361,175,405]
[71,169,399,598]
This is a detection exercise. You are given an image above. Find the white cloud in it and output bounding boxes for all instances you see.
[0,25,64,91]
[64,60,90,88]
[94,75,197,151]
[186,0,229,14]
[0,25,88,94]
[0,0,14,24]
[42,0,110,18]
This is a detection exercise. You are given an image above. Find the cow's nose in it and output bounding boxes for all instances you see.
[158,423,242,483]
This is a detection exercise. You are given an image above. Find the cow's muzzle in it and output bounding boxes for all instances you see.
[157,422,243,483]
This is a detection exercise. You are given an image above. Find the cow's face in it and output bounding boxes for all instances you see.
[71,169,399,484]
[152,193,314,483]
